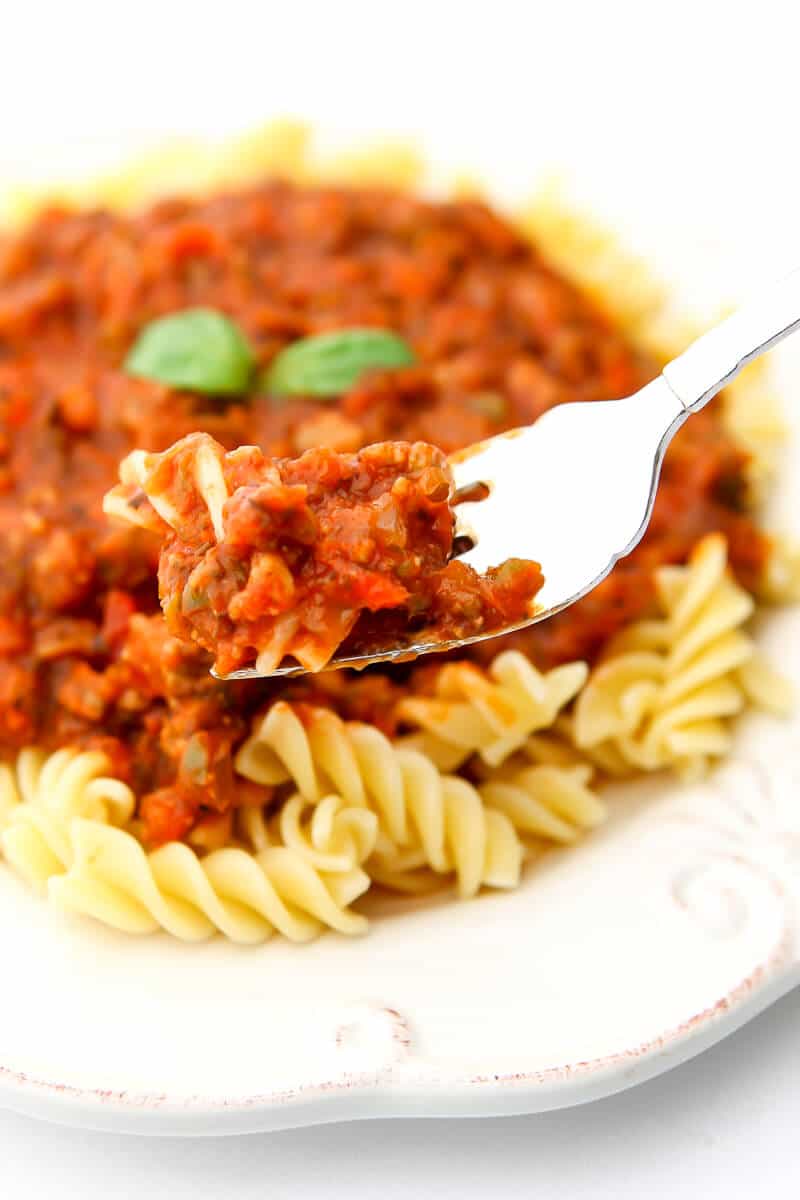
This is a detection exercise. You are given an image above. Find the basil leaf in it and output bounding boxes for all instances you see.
[262,328,415,398]
[125,308,255,395]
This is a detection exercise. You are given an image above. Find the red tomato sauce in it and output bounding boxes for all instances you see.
[0,181,768,843]
[112,433,543,675]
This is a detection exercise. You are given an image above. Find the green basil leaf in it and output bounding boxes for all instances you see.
[125,308,255,395]
[262,328,416,398]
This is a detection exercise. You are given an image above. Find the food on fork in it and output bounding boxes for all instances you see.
[104,433,544,675]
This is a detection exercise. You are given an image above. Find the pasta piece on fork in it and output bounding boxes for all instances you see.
[104,433,544,676]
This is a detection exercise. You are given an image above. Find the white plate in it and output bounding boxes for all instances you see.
[1,710,798,1135]
[0,131,799,1137]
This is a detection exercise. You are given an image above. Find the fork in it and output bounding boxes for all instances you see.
[223,267,800,680]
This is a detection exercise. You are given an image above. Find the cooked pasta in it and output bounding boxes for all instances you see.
[762,533,800,604]
[0,741,382,943]
[366,761,603,894]
[236,699,438,843]
[0,742,374,942]
[0,748,135,889]
[479,763,605,844]
[394,651,588,770]
[366,779,523,897]
[104,436,229,542]
[569,534,792,777]
[242,792,380,874]
[235,700,526,895]
[233,699,610,898]
[48,820,371,943]
[0,700,604,940]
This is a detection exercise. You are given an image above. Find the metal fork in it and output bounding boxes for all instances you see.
[222,267,800,681]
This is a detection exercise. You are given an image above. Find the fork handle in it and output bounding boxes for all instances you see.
[662,267,800,413]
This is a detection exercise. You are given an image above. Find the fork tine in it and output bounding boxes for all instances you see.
[216,380,687,678]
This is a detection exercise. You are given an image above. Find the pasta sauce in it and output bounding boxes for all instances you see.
[0,181,768,844]
[106,433,543,674]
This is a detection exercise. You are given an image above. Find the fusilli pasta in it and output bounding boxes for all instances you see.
[394,651,588,771]
[762,533,800,604]
[110,437,229,541]
[235,699,602,898]
[479,763,606,844]
[0,748,135,888]
[366,777,523,898]
[235,700,519,894]
[239,791,379,874]
[48,820,371,943]
[569,534,792,777]
[0,714,602,941]
[0,747,374,943]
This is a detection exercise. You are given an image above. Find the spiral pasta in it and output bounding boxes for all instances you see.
[237,701,423,845]
[234,699,604,898]
[106,436,312,675]
[103,436,229,542]
[0,748,135,888]
[236,701,523,894]
[239,791,380,874]
[479,763,606,844]
[393,651,589,771]
[569,534,792,777]
[0,747,374,943]
[366,777,523,898]
[762,533,800,604]
[47,820,371,944]
[366,763,602,896]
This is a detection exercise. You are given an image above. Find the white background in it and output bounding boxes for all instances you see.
[2,0,800,1193]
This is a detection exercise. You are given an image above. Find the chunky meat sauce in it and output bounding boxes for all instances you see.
[112,433,542,675]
